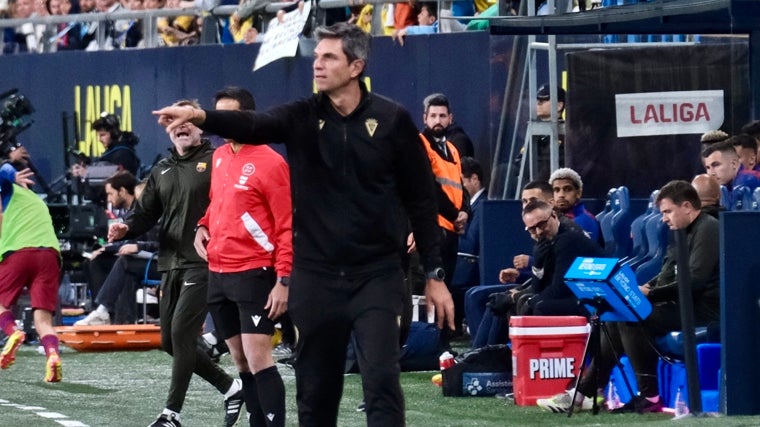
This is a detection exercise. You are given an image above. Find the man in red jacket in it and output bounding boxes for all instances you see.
[194,86,292,427]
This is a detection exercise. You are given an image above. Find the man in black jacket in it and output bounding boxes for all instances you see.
[153,23,454,427]
[109,100,243,427]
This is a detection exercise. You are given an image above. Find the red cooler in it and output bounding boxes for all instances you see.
[509,316,589,406]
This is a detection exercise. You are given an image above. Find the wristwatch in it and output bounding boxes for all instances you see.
[278,276,290,287]
[426,268,445,281]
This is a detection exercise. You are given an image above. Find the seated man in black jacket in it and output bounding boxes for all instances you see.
[513,199,605,316]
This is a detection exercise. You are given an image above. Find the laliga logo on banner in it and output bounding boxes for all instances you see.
[614,90,724,137]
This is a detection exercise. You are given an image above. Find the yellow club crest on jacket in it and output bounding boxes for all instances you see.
[365,118,378,137]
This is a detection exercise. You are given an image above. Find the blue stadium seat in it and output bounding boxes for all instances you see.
[140,254,161,324]
[622,189,658,268]
[730,185,752,210]
[752,187,760,210]
[610,186,635,258]
[597,188,619,255]
[719,185,729,208]
[633,204,668,285]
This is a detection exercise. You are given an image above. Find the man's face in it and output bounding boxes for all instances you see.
[13,0,34,18]
[79,0,95,11]
[552,178,580,212]
[521,188,552,209]
[97,130,112,148]
[105,183,127,209]
[215,97,241,143]
[123,0,142,9]
[462,174,479,198]
[313,38,362,95]
[735,146,757,171]
[703,151,737,186]
[95,0,115,12]
[169,121,203,154]
[536,99,563,121]
[659,198,693,230]
[523,208,559,241]
[424,105,452,138]
[417,6,435,25]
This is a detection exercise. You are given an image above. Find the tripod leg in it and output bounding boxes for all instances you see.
[568,317,597,417]
[601,323,636,399]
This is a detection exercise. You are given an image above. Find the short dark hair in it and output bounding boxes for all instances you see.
[314,23,371,66]
[523,199,552,216]
[460,156,483,183]
[523,180,553,198]
[423,93,450,114]
[730,134,758,151]
[214,86,256,111]
[701,139,738,159]
[418,2,438,19]
[740,120,760,138]
[92,113,120,133]
[105,170,137,195]
[656,180,701,210]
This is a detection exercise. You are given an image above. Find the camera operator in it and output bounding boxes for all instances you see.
[2,145,31,170]
[71,113,141,205]
[71,113,140,178]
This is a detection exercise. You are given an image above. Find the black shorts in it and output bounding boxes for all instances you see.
[207,267,277,340]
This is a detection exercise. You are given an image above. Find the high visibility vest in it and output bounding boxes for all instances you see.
[419,134,464,232]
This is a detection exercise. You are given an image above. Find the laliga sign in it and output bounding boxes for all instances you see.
[615,90,724,137]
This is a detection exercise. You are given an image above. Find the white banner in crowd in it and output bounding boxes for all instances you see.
[253,1,312,71]
[614,90,724,137]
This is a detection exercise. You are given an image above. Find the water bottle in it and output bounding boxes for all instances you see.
[674,386,689,417]
[606,378,622,410]
[439,351,455,371]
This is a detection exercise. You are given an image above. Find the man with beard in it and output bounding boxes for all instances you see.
[549,167,602,245]
[109,100,244,427]
[418,93,470,336]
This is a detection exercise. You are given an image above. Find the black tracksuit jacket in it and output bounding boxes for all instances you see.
[201,85,443,275]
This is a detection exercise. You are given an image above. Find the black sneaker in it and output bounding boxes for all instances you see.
[610,395,664,414]
[147,414,181,427]
[224,390,244,427]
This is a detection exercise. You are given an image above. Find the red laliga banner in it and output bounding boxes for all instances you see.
[615,90,724,137]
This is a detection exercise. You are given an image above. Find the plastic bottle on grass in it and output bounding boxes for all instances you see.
[674,386,689,417]
[606,378,622,410]
[439,351,455,370]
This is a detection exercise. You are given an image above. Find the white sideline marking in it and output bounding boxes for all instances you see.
[0,398,89,426]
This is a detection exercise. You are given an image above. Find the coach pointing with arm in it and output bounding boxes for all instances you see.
[154,22,454,427]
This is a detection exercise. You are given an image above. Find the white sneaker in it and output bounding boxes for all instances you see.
[536,391,602,413]
[74,310,111,326]
[136,289,158,304]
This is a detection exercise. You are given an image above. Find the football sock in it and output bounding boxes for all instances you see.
[240,371,265,426]
[0,311,16,336]
[224,378,242,399]
[40,334,60,357]
[254,366,285,427]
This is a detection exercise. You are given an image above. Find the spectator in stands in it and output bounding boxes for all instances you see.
[157,0,200,46]
[731,133,759,172]
[84,0,142,49]
[691,173,723,219]
[3,0,39,54]
[110,99,244,427]
[75,180,159,326]
[538,180,719,414]
[549,167,602,244]
[702,139,760,193]
[417,92,469,337]
[194,86,291,427]
[533,84,566,179]
[392,2,436,45]
[0,165,62,382]
[393,0,417,31]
